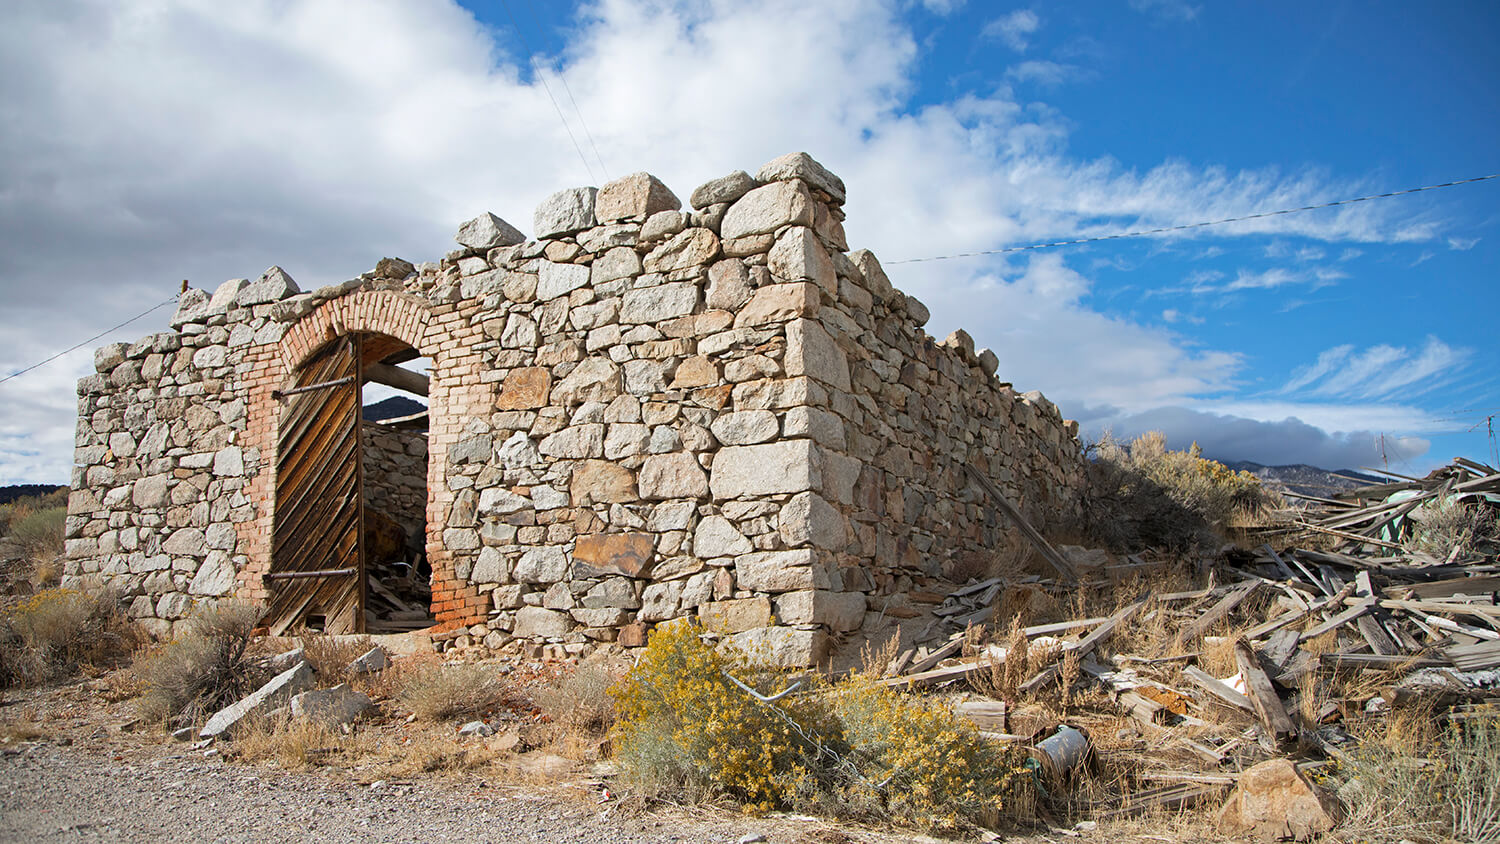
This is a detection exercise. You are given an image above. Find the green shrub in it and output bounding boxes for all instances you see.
[1081,431,1277,550]
[9,506,66,558]
[136,601,263,728]
[609,621,1030,831]
[0,585,140,687]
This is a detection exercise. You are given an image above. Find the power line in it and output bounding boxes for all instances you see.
[497,0,599,185]
[886,173,1500,265]
[522,0,608,180]
[0,295,180,387]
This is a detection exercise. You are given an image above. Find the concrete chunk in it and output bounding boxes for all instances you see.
[200,661,314,739]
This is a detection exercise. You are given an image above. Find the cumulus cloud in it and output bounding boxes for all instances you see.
[982,9,1041,52]
[0,0,1463,482]
[1077,405,1428,471]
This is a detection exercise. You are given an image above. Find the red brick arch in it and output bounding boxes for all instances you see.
[234,289,490,630]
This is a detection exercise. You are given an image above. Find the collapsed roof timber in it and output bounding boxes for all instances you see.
[63,152,1087,667]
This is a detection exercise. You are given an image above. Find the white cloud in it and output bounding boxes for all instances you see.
[1280,338,1471,400]
[1128,0,1200,23]
[982,9,1040,52]
[1005,60,1077,87]
[1448,236,1481,250]
[0,0,1465,482]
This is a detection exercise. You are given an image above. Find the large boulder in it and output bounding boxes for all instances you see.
[1216,758,1342,842]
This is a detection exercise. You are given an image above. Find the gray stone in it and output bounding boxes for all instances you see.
[590,246,642,285]
[774,590,865,632]
[755,152,846,204]
[710,441,819,499]
[782,407,845,449]
[785,319,850,391]
[534,186,598,239]
[169,289,212,328]
[768,227,836,295]
[471,546,508,582]
[513,605,571,638]
[458,719,494,737]
[904,294,930,326]
[582,577,640,610]
[690,170,757,209]
[640,210,686,242]
[638,452,709,500]
[693,515,752,557]
[551,358,622,406]
[709,410,779,445]
[200,661,314,738]
[777,491,847,550]
[977,348,999,376]
[534,259,589,300]
[348,646,390,674]
[514,547,569,584]
[727,626,829,668]
[539,424,604,459]
[734,549,828,593]
[212,446,244,477]
[706,259,752,311]
[235,267,300,306]
[642,228,721,274]
[456,212,525,250]
[639,580,684,622]
[161,527,206,556]
[208,278,248,312]
[188,551,236,596]
[620,282,699,324]
[94,342,128,373]
[848,249,894,300]
[720,181,816,240]
[290,683,372,726]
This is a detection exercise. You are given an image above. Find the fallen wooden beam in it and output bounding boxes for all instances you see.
[963,465,1078,582]
[1234,638,1298,746]
[1182,665,1255,713]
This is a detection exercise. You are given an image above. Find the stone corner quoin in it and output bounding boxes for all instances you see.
[62,150,1088,667]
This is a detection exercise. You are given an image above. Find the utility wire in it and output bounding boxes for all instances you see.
[0,295,180,387]
[497,0,598,185]
[522,0,608,180]
[887,173,1500,265]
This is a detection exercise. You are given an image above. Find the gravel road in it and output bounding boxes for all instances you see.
[0,736,924,844]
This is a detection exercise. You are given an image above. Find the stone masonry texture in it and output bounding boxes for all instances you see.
[63,151,1087,664]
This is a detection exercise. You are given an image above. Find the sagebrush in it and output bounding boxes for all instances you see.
[0,585,140,687]
[1081,431,1276,550]
[1404,497,1500,562]
[609,621,1030,831]
[397,663,507,722]
[136,601,264,728]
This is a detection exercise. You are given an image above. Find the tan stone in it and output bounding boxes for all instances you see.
[733,282,820,328]
[660,310,734,339]
[595,172,680,223]
[734,549,828,592]
[496,367,551,410]
[773,590,865,632]
[618,621,649,647]
[551,358,621,406]
[670,355,718,388]
[710,440,819,499]
[570,459,637,505]
[699,597,772,633]
[638,452,709,500]
[572,532,655,578]
[1216,758,1342,842]
[726,626,829,668]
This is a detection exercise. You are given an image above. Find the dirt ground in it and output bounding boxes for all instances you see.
[0,676,1138,844]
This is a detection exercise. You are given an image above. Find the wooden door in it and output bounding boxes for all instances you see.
[265,335,365,635]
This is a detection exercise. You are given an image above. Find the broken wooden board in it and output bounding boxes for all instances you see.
[1233,638,1298,746]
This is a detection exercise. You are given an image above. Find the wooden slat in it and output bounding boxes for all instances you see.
[1233,638,1297,746]
[267,336,365,636]
[963,465,1078,582]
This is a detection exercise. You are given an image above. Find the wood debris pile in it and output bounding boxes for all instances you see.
[875,458,1500,823]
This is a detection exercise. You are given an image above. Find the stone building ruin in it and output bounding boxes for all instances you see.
[63,152,1088,665]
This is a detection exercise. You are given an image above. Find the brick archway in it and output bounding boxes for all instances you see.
[234,289,491,630]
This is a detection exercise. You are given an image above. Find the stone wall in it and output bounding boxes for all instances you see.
[64,151,1086,662]
[361,421,427,540]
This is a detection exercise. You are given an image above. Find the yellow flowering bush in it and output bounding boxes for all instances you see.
[609,621,1031,830]
[0,586,139,687]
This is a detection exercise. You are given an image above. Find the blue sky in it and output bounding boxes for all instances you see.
[0,0,1495,483]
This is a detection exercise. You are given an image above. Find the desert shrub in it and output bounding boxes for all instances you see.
[136,601,263,728]
[533,664,617,736]
[1338,716,1500,842]
[1081,431,1276,551]
[299,633,374,689]
[609,621,1031,831]
[1405,497,1500,562]
[397,663,506,721]
[9,506,66,558]
[0,585,139,687]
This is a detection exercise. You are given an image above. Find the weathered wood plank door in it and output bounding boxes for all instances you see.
[266,335,365,635]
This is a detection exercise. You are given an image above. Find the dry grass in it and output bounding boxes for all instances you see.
[299,634,375,690]
[532,663,617,737]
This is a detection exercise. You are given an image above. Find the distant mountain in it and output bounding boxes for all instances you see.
[1226,461,1385,500]
[363,396,426,422]
[0,484,67,506]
